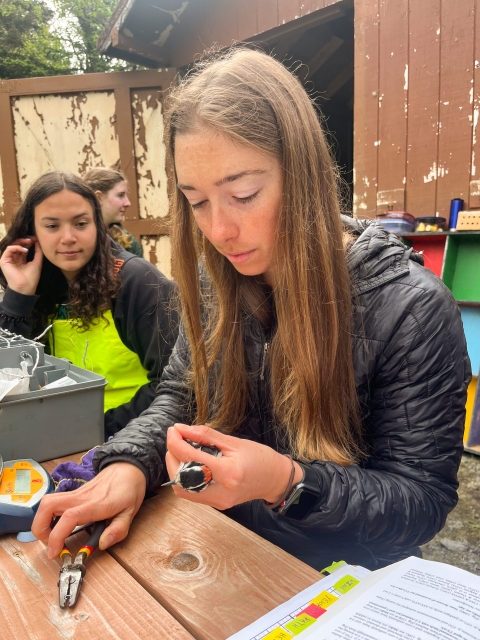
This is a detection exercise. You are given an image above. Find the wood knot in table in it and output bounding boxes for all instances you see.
[170,552,200,572]
[74,612,90,622]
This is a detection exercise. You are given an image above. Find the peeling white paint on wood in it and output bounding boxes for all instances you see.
[423,162,449,183]
[424,163,437,183]
[153,24,174,47]
[404,64,409,91]
[472,107,479,176]
[132,91,169,220]
[141,236,172,279]
[353,190,368,213]
[377,189,405,212]
[12,92,120,198]
[151,1,188,28]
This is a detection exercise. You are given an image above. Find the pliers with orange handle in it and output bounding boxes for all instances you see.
[58,520,107,608]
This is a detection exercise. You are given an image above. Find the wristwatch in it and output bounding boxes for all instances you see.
[276,462,323,520]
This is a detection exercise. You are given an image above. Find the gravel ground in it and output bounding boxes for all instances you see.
[421,452,480,575]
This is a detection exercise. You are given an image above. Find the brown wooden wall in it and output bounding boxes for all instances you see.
[354,0,480,219]
[168,0,344,68]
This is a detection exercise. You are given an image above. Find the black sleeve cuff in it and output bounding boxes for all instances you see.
[2,287,39,318]
[94,454,150,484]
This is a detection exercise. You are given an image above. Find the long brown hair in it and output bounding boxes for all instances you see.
[83,167,133,250]
[0,171,119,334]
[166,47,362,464]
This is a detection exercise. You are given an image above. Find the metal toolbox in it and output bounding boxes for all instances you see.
[0,329,106,462]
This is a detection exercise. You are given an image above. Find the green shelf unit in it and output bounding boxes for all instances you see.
[439,233,480,449]
[390,231,480,447]
[442,234,480,302]
[398,231,480,279]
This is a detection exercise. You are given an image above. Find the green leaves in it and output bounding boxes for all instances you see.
[50,0,134,74]
[0,0,70,79]
[0,0,138,80]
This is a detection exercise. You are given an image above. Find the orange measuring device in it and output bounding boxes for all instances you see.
[0,456,53,536]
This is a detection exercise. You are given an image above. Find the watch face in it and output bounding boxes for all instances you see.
[280,484,319,520]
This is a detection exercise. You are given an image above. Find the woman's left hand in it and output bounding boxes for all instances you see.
[165,424,302,509]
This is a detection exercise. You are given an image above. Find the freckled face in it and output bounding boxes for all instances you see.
[34,190,97,281]
[174,130,283,283]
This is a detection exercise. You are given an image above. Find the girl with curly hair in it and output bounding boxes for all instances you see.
[0,171,178,437]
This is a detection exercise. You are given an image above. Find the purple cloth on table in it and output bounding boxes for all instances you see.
[52,448,97,492]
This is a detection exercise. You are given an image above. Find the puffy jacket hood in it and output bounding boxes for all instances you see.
[342,215,424,296]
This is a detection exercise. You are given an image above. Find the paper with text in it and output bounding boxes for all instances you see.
[302,556,480,640]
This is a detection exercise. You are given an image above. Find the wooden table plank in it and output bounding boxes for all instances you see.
[0,530,193,639]
[110,489,322,640]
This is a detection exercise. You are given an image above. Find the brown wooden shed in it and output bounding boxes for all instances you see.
[98,0,480,221]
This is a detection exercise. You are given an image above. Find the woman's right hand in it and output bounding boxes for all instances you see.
[31,462,147,558]
[0,236,43,295]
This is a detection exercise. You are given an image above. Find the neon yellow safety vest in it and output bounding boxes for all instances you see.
[48,310,149,412]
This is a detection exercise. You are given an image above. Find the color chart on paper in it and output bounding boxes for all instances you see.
[228,565,370,640]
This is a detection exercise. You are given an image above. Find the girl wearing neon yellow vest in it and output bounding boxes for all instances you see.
[0,171,178,438]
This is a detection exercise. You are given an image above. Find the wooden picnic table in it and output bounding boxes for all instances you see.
[0,452,322,640]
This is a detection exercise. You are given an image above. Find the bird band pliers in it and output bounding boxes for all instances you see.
[58,520,107,608]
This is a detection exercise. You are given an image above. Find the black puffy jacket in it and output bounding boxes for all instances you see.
[93,218,471,570]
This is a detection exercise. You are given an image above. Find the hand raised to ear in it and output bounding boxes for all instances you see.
[0,237,43,295]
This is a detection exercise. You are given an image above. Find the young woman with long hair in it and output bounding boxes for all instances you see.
[33,49,470,571]
[83,167,143,257]
[0,171,178,437]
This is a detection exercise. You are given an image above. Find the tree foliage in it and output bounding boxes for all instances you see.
[51,0,134,74]
[0,0,70,79]
[0,0,136,80]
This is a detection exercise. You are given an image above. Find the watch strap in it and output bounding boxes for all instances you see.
[263,454,296,510]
